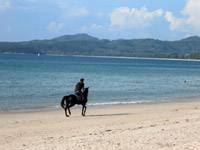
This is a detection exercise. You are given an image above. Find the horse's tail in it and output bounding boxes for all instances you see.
[61,96,68,109]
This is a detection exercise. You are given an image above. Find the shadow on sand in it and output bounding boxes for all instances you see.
[86,113,133,117]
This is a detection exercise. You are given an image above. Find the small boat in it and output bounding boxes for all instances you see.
[38,53,40,56]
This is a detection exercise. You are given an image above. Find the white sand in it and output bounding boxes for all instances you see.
[1,101,200,150]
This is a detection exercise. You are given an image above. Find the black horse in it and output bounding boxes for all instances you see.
[61,88,89,117]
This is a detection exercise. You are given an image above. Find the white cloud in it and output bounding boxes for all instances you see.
[91,24,102,29]
[47,22,64,32]
[165,0,200,34]
[110,6,163,28]
[0,0,11,11]
[62,6,89,19]
[165,11,189,32]
[0,0,36,11]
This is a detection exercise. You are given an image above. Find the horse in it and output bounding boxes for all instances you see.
[61,88,89,117]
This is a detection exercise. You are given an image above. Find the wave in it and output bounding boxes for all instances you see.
[0,105,60,113]
[0,101,151,113]
[87,100,152,106]
[1,96,200,113]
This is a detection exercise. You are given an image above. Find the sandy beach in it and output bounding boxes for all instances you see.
[1,101,200,150]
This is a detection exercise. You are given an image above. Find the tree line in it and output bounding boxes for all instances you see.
[1,34,200,59]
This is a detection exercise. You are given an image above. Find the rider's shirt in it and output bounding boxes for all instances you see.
[75,82,84,92]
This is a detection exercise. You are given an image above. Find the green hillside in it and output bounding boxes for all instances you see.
[1,34,200,59]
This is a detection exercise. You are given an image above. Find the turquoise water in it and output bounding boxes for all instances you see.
[1,54,200,112]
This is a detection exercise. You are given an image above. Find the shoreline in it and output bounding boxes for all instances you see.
[73,54,200,62]
[0,100,198,116]
[2,52,200,62]
[1,100,200,149]
[1,95,200,114]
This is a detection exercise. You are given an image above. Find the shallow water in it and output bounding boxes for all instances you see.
[1,54,200,112]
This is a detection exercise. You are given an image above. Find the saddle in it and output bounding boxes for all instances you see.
[75,92,82,102]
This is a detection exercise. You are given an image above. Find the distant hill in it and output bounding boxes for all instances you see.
[180,36,200,42]
[52,33,99,41]
[1,34,200,59]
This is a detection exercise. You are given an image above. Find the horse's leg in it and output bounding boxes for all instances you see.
[66,103,71,116]
[67,103,75,116]
[65,107,69,117]
[82,106,85,116]
[68,107,71,115]
[82,105,87,116]
[84,105,87,116]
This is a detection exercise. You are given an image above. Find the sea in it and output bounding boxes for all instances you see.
[1,54,200,112]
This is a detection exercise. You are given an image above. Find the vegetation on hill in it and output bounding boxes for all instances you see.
[1,34,200,59]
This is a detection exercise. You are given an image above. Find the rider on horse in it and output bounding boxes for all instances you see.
[74,78,85,101]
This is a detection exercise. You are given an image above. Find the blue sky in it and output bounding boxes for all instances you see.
[1,0,200,41]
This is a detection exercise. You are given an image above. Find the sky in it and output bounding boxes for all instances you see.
[1,0,200,41]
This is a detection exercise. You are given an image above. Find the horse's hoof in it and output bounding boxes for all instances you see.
[82,114,85,116]
[66,115,69,117]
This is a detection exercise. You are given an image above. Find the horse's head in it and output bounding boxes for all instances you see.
[83,87,89,97]
[83,87,89,93]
